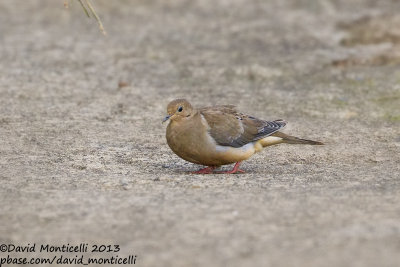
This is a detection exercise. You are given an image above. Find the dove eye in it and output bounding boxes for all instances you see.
[177,106,183,112]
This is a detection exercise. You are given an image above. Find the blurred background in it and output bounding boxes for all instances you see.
[0,1,399,266]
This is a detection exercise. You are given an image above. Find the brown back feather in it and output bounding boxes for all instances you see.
[200,105,286,147]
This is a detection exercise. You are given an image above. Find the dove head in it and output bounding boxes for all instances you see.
[163,99,194,123]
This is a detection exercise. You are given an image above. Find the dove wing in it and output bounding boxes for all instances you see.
[200,105,286,148]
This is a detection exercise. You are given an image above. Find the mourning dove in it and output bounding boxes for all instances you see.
[163,99,323,174]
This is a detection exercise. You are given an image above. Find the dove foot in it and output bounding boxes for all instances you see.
[192,166,217,174]
[215,162,245,174]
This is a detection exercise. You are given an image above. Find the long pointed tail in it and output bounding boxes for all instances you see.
[272,132,324,145]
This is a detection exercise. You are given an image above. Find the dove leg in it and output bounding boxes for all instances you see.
[192,166,217,174]
[217,161,245,174]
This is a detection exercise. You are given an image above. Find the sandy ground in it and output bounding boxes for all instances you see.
[0,0,399,266]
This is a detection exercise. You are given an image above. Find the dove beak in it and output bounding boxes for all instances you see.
[162,115,171,123]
